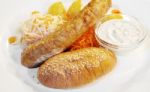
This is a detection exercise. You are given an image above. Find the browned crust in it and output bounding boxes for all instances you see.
[21,0,112,68]
[38,47,116,89]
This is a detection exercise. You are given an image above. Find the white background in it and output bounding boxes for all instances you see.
[0,0,150,92]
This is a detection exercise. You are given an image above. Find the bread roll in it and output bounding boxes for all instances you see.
[38,47,116,89]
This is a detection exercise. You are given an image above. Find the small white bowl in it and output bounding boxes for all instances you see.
[95,14,148,53]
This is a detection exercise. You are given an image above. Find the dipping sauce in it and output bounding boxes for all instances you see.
[97,19,144,46]
[95,14,147,52]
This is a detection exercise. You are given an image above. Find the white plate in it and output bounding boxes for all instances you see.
[0,0,150,92]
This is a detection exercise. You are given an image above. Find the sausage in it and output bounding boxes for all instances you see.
[21,0,112,68]
[38,47,116,89]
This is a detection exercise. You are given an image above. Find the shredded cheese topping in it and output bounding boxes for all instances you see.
[21,12,64,45]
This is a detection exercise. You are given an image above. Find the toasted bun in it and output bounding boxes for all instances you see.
[38,47,116,89]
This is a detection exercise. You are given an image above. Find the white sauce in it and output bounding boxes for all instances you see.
[96,19,145,46]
